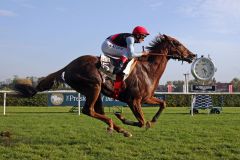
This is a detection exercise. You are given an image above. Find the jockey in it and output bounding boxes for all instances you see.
[102,26,150,74]
[101,26,150,97]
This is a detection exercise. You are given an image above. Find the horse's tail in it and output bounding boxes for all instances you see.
[14,67,66,98]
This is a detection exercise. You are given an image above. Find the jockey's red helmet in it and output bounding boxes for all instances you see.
[132,26,149,35]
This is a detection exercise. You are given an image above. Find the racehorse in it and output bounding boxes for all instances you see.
[14,34,196,137]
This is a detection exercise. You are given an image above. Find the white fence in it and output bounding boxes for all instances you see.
[1,90,240,116]
[0,90,81,115]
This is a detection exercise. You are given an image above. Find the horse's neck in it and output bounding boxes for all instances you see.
[137,50,169,92]
[148,53,168,85]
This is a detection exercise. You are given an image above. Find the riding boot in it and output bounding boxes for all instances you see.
[113,56,128,74]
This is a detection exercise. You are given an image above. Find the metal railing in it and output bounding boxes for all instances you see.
[1,90,240,116]
[0,90,78,115]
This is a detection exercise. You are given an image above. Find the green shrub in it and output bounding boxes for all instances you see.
[0,94,47,106]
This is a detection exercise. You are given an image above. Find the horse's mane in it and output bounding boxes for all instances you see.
[146,34,165,52]
[138,34,166,63]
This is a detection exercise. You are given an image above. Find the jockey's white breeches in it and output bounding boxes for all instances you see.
[101,39,128,58]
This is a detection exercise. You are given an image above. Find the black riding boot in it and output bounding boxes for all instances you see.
[113,56,128,75]
[113,60,124,74]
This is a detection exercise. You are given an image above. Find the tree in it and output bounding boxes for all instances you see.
[172,80,184,92]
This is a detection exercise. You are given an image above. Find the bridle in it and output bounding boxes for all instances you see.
[147,37,192,62]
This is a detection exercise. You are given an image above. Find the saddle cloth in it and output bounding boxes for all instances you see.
[99,54,136,81]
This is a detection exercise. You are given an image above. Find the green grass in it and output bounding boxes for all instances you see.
[0,107,240,160]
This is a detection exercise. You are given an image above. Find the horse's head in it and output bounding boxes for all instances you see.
[146,34,196,63]
[162,34,196,63]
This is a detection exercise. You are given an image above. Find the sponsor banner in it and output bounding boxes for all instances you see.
[191,85,216,92]
[48,93,165,106]
[48,93,82,106]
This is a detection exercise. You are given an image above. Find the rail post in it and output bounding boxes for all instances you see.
[191,95,194,116]
[3,92,6,115]
[78,93,81,115]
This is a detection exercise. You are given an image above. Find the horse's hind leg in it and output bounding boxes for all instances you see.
[82,84,132,136]
[93,94,132,137]
[82,84,114,129]
[94,95,104,115]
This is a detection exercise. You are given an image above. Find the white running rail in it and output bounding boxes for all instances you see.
[1,90,240,116]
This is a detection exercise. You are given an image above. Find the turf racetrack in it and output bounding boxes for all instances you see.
[0,107,240,160]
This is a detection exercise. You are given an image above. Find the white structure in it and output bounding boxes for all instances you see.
[183,73,189,93]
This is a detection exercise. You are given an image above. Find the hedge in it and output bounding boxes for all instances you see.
[0,94,48,106]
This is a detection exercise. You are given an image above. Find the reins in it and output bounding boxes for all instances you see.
[147,52,191,64]
[145,35,186,62]
[148,52,169,56]
[147,52,184,60]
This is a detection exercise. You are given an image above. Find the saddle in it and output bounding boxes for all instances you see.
[99,54,136,81]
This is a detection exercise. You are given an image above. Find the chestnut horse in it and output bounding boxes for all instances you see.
[14,34,196,137]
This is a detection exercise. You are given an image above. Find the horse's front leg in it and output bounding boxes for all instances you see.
[144,97,166,129]
[114,98,145,128]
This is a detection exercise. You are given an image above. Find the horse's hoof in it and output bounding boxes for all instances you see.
[107,127,114,134]
[145,121,151,130]
[123,131,132,137]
